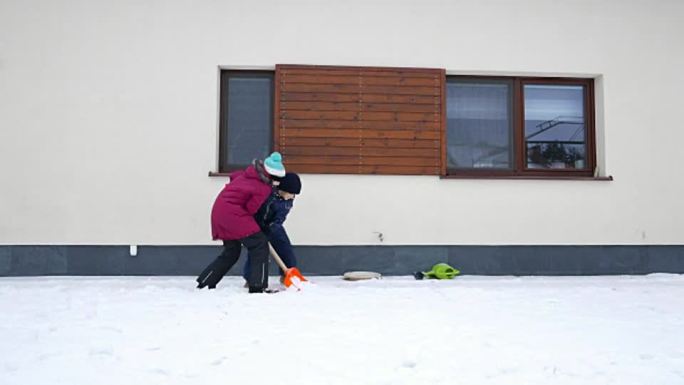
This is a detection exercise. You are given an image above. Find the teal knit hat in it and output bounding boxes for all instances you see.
[263,152,285,177]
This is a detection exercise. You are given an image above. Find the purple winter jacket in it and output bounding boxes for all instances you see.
[211,163,273,241]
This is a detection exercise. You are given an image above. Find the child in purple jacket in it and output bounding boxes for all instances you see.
[196,152,285,293]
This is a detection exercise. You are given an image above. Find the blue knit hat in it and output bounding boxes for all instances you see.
[263,152,285,177]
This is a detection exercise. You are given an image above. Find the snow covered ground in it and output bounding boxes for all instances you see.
[1,275,683,385]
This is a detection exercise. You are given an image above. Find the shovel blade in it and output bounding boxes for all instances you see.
[283,267,307,288]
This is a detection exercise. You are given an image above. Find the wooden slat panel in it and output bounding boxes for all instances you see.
[282,128,440,139]
[439,68,447,176]
[360,111,439,122]
[280,67,441,78]
[286,164,440,175]
[277,64,443,175]
[285,164,362,174]
[357,156,439,166]
[281,128,361,138]
[360,129,439,139]
[282,119,439,130]
[281,101,360,112]
[282,147,361,157]
[285,156,438,167]
[281,137,361,147]
[364,138,439,149]
[281,92,360,103]
[280,110,439,122]
[282,83,439,96]
[281,92,439,105]
[281,74,439,87]
[361,94,439,105]
[362,76,440,87]
[281,101,439,113]
[281,111,359,121]
[281,137,440,149]
[363,165,441,175]
[282,146,439,158]
[285,156,365,166]
[360,148,439,157]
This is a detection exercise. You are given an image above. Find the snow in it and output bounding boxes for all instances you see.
[1,275,683,385]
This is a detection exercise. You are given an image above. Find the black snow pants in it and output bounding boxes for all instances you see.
[196,232,269,292]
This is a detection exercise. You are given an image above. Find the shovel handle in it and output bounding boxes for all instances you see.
[268,242,289,273]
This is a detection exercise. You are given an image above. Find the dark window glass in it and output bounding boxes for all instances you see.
[524,84,587,170]
[446,80,513,169]
[219,71,273,171]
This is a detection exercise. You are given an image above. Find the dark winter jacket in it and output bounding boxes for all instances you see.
[255,189,296,267]
[210,160,273,241]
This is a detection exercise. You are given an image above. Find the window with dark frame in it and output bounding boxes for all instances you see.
[446,76,595,177]
[218,70,274,172]
[215,68,597,179]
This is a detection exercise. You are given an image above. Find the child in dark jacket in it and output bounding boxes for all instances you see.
[243,172,302,285]
[196,152,285,293]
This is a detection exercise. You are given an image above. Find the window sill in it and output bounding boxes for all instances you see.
[440,174,613,181]
[212,171,613,181]
[208,172,232,177]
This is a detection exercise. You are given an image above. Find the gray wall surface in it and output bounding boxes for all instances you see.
[1,245,682,276]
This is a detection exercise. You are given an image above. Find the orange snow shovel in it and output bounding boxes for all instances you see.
[268,242,307,289]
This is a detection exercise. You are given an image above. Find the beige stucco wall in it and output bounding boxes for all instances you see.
[1,0,682,245]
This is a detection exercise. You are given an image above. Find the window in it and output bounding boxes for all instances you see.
[218,71,274,172]
[214,67,598,179]
[446,76,595,177]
